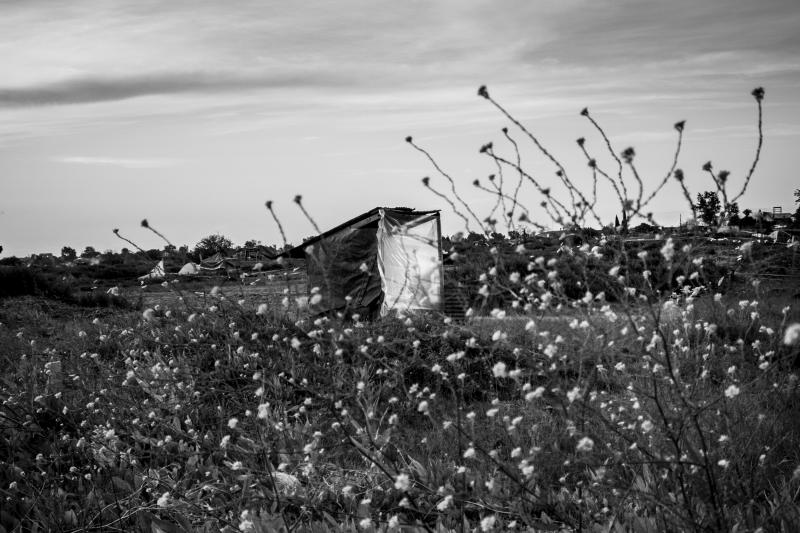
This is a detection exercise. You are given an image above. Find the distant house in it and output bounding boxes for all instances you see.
[758,207,792,226]
[28,253,57,267]
[234,247,273,261]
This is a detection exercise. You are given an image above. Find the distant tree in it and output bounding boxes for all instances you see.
[696,191,722,226]
[725,202,740,225]
[243,239,262,248]
[793,189,800,228]
[144,249,162,261]
[61,246,77,260]
[489,232,506,244]
[80,246,99,259]
[194,234,233,258]
[632,222,658,233]
[740,209,755,229]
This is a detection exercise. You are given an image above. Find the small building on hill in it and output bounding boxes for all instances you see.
[758,207,793,226]
[279,207,443,318]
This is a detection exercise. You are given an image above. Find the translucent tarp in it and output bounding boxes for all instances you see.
[377,210,442,315]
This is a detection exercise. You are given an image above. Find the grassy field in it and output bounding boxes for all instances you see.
[1,236,799,532]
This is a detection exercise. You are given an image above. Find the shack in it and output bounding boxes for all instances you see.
[280,207,443,317]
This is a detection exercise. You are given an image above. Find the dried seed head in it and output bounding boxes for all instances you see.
[293,195,303,204]
[576,137,585,147]
[265,201,273,209]
[621,147,635,164]
[405,136,413,143]
[674,120,685,132]
[477,85,489,99]
[674,169,684,181]
[140,219,149,228]
[473,179,480,187]
[718,170,730,183]
[751,87,765,102]
[588,159,596,168]
[488,174,495,181]
[702,161,713,172]
[501,127,508,134]
[422,177,430,187]
[113,228,119,234]
[580,107,589,116]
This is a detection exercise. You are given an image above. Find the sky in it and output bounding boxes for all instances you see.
[1,0,799,257]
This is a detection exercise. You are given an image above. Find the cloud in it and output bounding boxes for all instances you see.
[0,71,347,107]
[54,156,181,169]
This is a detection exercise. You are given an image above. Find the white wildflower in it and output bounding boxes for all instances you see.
[492,361,508,378]
[660,238,675,262]
[724,384,740,398]
[783,323,800,346]
[525,386,545,401]
[157,491,170,507]
[566,387,581,403]
[576,436,594,453]
[394,473,410,491]
[436,495,453,511]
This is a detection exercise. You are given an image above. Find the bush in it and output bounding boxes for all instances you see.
[0,266,134,309]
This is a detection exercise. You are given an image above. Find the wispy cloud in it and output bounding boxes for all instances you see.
[54,156,181,169]
[0,71,347,108]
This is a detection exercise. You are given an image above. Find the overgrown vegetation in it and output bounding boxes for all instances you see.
[2,87,800,533]
[0,266,135,309]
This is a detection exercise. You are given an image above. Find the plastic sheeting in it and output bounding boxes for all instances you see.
[304,226,383,316]
[138,259,165,281]
[178,262,200,275]
[377,209,442,315]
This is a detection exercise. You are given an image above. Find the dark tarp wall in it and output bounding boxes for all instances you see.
[304,226,383,316]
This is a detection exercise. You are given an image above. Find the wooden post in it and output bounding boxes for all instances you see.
[435,213,445,312]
